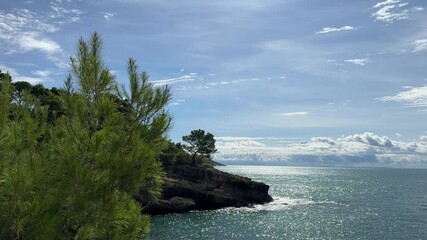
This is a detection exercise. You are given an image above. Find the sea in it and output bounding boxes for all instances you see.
[150,166,427,239]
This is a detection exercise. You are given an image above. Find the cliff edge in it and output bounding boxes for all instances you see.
[137,165,273,215]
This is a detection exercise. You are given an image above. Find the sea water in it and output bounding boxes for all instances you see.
[150,166,427,239]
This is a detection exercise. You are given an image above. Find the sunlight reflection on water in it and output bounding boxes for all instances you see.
[151,166,427,239]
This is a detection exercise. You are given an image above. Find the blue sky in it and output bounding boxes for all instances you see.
[1,0,427,167]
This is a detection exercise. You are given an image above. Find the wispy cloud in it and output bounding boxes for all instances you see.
[315,26,355,34]
[0,9,58,53]
[151,73,201,86]
[344,58,369,66]
[273,112,309,116]
[0,1,82,68]
[31,69,51,78]
[103,12,116,22]
[0,64,50,84]
[372,0,424,23]
[153,71,260,92]
[49,0,82,24]
[373,0,400,8]
[170,99,186,106]
[379,85,427,107]
[412,39,427,52]
[258,39,292,51]
[206,78,259,87]
[114,0,281,11]
[215,132,427,168]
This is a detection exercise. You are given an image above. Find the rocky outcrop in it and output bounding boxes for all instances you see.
[137,165,273,215]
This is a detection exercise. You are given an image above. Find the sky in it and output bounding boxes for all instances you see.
[1,0,427,168]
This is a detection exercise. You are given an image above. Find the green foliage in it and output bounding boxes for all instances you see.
[117,58,172,139]
[0,69,12,84]
[182,129,217,165]
[11,81,32,104]
[0,71,65,123]
[0,32,171,239]
[158,141,192,167]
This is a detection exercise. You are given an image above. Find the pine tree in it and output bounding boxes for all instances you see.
[0,32,172,239]
[182,129,217,165]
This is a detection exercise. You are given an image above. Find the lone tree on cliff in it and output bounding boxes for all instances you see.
[182,129,217,165]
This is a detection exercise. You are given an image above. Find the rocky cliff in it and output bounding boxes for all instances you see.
[137,165,273,215]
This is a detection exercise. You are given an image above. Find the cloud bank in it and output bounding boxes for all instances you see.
[214,132,427,168]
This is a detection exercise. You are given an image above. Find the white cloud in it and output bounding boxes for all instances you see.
[273,112,309,116]
[372,0,423,23]
[214,132,427,168]
[412,39,427,52]
[152,73,201,86]
[0,64,19,77]
[103,12,116,22]
[18,33,61,54]
[311,137,337,145]
[170,99,186,106]
[340,132,393,147]
[0,64,48,84]
[153,71,259,91]
[31,70,51,77]
[206,78,259,87]
[315,26,355,34]
[216,137,264,141]
[373,0,400,8]
[379,85,427,107]
[217,139,266,148]
[0,1,82,67]
[13,76,48,84]
[344,58,369,66]
[49,0,82,23]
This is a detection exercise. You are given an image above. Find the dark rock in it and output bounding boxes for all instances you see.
[138,165,273,215]
[142,196,196,215]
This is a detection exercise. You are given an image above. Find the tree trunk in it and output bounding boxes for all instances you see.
[192,153,197,165]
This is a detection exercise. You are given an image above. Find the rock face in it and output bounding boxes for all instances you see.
[137,165,273,215]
